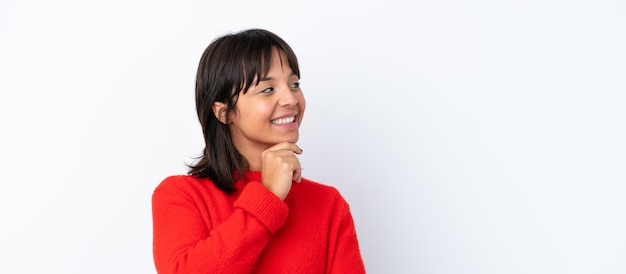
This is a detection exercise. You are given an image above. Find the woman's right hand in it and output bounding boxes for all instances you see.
[261,142,303,200]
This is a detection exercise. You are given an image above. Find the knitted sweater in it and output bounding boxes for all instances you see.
[152,171,365,273]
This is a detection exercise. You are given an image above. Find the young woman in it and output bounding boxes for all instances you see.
[152,29,365,273]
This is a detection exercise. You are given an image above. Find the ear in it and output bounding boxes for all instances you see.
[212,102,228,124]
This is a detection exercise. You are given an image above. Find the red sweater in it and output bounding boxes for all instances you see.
[152,171,365,273]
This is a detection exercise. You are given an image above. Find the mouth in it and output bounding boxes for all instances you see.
[271,115,297,125]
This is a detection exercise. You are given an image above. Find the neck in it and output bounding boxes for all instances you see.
[234,143,268,172]
[244,152,262,171]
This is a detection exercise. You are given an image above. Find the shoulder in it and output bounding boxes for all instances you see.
[299,177,340,193]
[289,177,348,205]
[152,175,213,201]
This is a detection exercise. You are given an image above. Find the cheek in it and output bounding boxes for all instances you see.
[244,103,273,123]
[258,104,274,119]
[234,99,270,121]
[299,94,306,113]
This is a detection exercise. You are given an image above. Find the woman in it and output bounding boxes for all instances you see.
[152,29,365,273]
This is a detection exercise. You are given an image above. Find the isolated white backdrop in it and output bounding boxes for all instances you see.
[1,0,625,273]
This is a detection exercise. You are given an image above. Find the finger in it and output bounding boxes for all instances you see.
[293,168,302,183]
[289,159,302,183]
[265,142,303,154]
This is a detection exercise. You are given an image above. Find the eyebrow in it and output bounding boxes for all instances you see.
[258,73,298,82]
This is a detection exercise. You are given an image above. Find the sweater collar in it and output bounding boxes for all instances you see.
[242,170,262,182]
[233,170,262,190]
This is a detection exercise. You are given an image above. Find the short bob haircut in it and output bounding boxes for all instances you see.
[188,29,300,193]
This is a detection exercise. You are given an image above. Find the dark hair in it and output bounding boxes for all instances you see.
[188,29,301,193]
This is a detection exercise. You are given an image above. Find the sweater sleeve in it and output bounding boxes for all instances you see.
[152,178,289,274]
[326,190,366,274]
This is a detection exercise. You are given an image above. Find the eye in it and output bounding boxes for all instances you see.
[290,82,300,89]
[259,87,274,94]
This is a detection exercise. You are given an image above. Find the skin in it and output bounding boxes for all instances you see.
[212,48,306,200]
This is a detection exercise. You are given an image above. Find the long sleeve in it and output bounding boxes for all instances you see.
[325,192,366,274]
[152,176,288,274]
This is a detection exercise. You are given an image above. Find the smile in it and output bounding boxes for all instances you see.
[271,116,296,125]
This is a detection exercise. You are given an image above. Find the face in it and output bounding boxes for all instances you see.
[220,49,306,156]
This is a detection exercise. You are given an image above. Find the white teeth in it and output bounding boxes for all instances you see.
[272,116,296,125]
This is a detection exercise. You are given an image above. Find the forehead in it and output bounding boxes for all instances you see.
[256,49,296,79]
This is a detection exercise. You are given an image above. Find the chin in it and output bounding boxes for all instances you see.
[280,134,299,144]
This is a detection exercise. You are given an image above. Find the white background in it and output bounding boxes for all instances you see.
[1,0,625,273]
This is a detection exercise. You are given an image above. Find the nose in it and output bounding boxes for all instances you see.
[278,87,298,106]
